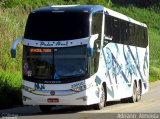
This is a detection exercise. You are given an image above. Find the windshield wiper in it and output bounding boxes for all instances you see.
[60,74,85,79]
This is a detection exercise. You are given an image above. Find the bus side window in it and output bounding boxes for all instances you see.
[104,14,113,45]
[112,18,121,43]
[89,12,103,76]
[89,42,100,76]
[128,23,134,45]
[92,12,102,47]
[123,22,130,45]
[139,26,142,47]
[92,12,102,35]
[120,20,127,44]
[134,24,138,46]
[144,28,148,47]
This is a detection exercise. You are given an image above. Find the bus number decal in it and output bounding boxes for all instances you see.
[35,83,45,90]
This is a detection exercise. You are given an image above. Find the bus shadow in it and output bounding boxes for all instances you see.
[17,106,94,117]
[0,101,126,117]
[106,101,123,106]
[37,101,124,115]
[0,105,92,117]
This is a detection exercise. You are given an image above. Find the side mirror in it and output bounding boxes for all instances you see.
[11,37,23,58]
[11,49,16,58]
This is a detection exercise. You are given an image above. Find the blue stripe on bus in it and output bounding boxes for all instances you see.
[127,46,144,82]
[111,53,130,84]
[127,45,147,89]
[102,48,130,85]
[102,48,113,85]
[107,86,114,98]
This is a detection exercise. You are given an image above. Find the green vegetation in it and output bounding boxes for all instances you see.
[0,70,22,107]
[0,0,160,106]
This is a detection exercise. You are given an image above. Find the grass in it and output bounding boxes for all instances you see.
[0,70,22,107]
[0,0,160,106]
[0,6,26,107]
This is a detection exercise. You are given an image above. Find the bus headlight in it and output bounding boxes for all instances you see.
[72,85,87,92]
[22,85,35,92]
[71,83,93,92]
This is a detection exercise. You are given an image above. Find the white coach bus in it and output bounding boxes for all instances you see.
[11,5,149,112]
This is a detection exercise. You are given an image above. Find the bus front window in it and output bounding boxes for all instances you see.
[54,45,87,79]
[23,45,88,83]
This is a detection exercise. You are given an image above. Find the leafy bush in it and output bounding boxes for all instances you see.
[0,70,22,107]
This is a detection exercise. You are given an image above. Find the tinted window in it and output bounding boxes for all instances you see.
[89,42,100,76]
[105,15,113,37]
[92,12,103,35]
[112,18,121,43]
[24,12,90,41]
[105,14,148,48]
[120,20,127,43]
[92,12,103,48]
[105,15,121,44]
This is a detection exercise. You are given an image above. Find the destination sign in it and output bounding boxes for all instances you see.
[30,48,52,53]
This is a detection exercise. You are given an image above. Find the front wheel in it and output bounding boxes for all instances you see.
[94,85,106,110]
[39,105,52,113]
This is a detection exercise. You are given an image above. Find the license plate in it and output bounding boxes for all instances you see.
[47,98,59,103]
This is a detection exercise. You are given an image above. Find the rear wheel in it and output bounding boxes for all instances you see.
[136,81,141,102]
[39,105,52,113]
[94,85,106,110]
[128,82,137,103]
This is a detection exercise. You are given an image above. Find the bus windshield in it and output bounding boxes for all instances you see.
[23,45,88,83]
[24,12,90,41]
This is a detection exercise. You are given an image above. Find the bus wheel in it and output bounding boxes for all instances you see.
[39,105,52,113]
[128,82,137,103]
[136,82,141,102]
[94,85,106,110]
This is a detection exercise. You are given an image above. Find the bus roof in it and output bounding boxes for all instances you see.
[31,5,147,28]
[32,5,104,13]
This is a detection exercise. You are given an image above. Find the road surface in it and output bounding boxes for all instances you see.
[0,81,160,119]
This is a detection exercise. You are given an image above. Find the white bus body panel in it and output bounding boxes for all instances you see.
[22,77,101,105]
[98,43,149,101]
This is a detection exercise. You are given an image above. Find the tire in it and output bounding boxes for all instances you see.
[128,82,137,103]
[136,82,141,102]
[39,105,52,113]
[94,85,106,110]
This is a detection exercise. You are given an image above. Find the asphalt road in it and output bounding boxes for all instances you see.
[0,81,160,119]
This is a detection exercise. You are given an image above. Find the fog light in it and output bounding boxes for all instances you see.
[23,96,32,101]
[76,96,88,101]
[82,96,88,101]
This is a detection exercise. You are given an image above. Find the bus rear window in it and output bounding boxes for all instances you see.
[24,12,90,41]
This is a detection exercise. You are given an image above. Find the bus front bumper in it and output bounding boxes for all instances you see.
[22,87,100,106]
